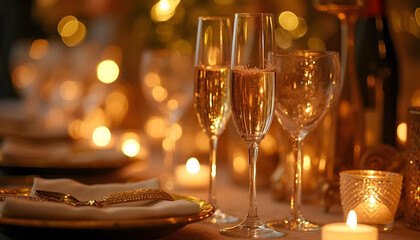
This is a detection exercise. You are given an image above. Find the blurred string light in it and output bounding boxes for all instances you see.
[151,0,181,22]
[97,60,119,83]
[57,15,87,46]
[276,11,308,49]
[29,39,49,60]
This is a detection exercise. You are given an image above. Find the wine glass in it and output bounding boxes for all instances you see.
[266,50,341,231]
[219,13,285,239]
[194,16,239,224]
[140,49,194,191]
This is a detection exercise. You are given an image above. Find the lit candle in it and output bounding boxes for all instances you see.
[353,195,393,225]
[322,210,378,240]
[175,158,209,189]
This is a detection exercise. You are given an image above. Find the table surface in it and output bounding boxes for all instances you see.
[0,161,419,240]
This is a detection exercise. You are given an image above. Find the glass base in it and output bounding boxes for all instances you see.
[220,217,285,238]
[266,216,322,232]
[208,209,239,224]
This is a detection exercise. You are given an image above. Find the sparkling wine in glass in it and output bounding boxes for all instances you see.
[140,49,194,191]
[219,13,285,239]
[266,50,341,231]
[194,16,238,224]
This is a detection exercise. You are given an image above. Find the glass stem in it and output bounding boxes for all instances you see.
[208,135,218,209]
[247,141,259,220]
[290,137,303,220]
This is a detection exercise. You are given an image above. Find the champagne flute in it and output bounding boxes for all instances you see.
[140,50,194,191]
[194,17,239,224]
[266,50,341,231]
[219,13,285,239]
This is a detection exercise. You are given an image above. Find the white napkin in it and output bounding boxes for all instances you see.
[0,178,201,220]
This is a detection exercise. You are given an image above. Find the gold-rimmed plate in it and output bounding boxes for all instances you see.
[0,188,215,240]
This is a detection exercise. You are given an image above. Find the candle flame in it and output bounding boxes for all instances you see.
[346,210,357,229]
[186,158,200,174]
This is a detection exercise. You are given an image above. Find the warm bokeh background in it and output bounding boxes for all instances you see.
[0,0,419,201]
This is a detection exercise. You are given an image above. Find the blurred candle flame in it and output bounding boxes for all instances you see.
[346,210,358,229]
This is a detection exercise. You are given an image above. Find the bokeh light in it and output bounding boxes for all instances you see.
[145,116,166,138]
[58,16,87,47]
[279,11,299,31]
[97,60,119,84]
[92,126,111,147]
[29,39,49,60]
[233,153,247,173]
[105,90,128,123]
[397,122,407,143]
[57,15,77,36]
[122,138,141,157]
[152,86,168,102]
[11,63,37,89]
[144,72,161,87]
[151,0,181,22]
[308,37,326,51]
[59,80,80,100]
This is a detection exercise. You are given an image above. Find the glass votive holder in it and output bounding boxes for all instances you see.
[339,170,403,232]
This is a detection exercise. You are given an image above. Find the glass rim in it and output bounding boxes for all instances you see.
[339,170,402,179]
[234,12,274,17]
[276,49,339,58]
[198,16,230,21]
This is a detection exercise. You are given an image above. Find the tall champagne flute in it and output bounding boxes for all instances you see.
[266,50,341,231]
[194,16,238,224]
[219,13,285,239]
[140,50,194,191]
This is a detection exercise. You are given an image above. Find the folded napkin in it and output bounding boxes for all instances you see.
[0,178,201,220]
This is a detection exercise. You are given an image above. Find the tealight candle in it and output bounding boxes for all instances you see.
[322,210,378,240]
[175,158,209,189]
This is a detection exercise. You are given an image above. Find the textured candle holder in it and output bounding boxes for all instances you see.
[339,170,403,232]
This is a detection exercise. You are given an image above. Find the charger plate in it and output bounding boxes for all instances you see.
[0,188,215,239]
